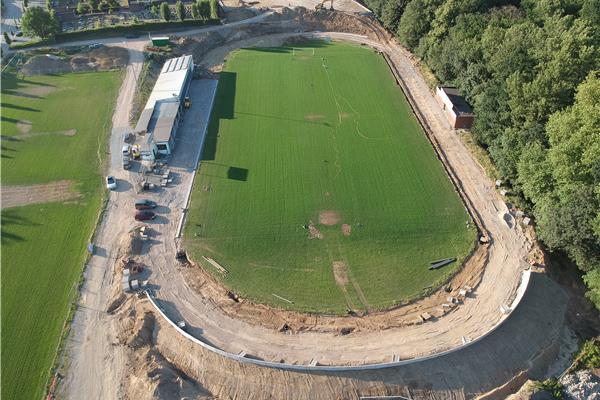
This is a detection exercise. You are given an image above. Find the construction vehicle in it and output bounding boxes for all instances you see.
[315,0,333,10]
[184,96,192,108]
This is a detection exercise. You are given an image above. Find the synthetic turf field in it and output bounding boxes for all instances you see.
[1,71,122,400]
[185,41,476,313]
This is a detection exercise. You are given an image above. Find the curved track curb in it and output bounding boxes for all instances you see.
[146,269,531,371]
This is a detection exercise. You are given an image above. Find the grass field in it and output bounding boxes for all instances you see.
[1,71,122,400]
[184,42,476,313]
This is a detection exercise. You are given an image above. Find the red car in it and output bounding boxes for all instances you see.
[134,211,156,221]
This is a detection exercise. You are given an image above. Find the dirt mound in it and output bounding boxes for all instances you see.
[20,46,128,76]
[128,312,156,349]
[118,303,213,400]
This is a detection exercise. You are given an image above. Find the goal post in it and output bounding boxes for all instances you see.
[291,48,316,57]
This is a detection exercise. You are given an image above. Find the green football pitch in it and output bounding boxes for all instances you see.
[185,41,476,313]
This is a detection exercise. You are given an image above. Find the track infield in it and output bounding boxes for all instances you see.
[184,41,476,313]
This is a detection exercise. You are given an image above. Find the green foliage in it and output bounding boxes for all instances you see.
[3,31,11,44]
[159,1,170,21]
[45,0,51,9]
[573,337,600,370]
[76,1,91,14]
[1,70,122,400]
[197,0,210,19]
[535,378,564,399]
[21,6,60,39]
[151,3,158,15]
[175,0,185,20]
[185,43,475,313]
[209,0,218,19]
[23,0,28,7]
[191,2,199,19]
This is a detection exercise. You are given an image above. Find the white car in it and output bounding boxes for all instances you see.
[122,144,131,156]
[105,175,117,190]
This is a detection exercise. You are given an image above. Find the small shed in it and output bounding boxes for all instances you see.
[151,36,170,47]
[435,86,475,129]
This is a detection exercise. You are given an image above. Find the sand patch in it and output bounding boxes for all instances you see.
[341,224,351,236]
[332,261,349,287]
[319,210,341,226]
[305,114,325,121]
[16,120,32,134]
[1,180,82,209]
[307,221,323,239]
[16,128,77,139]
[339,112,351,119]
[20,85,58,97]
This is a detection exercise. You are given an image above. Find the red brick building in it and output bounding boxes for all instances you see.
[435,86,475,129]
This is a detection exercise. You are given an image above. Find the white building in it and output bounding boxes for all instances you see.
[134,54,194,158]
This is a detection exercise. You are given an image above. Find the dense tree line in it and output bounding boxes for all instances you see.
[363,0,600,307]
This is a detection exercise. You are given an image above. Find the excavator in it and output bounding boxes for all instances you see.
[315,0,333,10]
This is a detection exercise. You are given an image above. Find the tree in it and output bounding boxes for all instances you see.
[151,4,159,16]
[3,31,12,44]
[45,0,51,10]
[209,0,218,19]
[396,0,432,49]
[175,0,185,20]
[23,0,28,8]
[97,0,108,12]
[76,1,90,14]
[21,6,60,38]
[197,0,209,19]
[380,0,408,31]
[159,2,170,21]
[191,2,199,19]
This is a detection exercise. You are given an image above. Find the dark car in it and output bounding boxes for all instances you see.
[135,199,157,210]
[134,211,156,221]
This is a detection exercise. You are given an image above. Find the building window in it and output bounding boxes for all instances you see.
[157,143,168,151]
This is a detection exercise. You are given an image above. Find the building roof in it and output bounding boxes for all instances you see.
[148,101,179,143]
[134,54,193,142]
[439,86,474,116]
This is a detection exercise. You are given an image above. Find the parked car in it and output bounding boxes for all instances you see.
[122,144,131,156]
[135,211,156,221]
[106,175,117,190]
[122,132,134,143]
[135,199,157,210]
[122,156,131,170]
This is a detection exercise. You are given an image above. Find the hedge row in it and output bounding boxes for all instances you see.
[10,18,220,49]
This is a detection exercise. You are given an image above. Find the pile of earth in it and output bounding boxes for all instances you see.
[20,45,128,76]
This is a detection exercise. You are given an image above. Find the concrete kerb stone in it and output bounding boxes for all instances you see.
[146,269,532,371]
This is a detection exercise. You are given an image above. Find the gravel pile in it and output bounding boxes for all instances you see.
[560,370,600,400]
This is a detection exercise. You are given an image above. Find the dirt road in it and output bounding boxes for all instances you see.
[58,39,146,400]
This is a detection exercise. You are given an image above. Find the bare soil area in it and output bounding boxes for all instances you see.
[319,210,342,225]
[20,45,128,75]
[1,180,82,208]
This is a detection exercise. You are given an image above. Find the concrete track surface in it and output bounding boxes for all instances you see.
[57,15,571,400]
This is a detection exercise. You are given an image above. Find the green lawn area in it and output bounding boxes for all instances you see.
[184,42,476,314]
[1,70,122,400]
